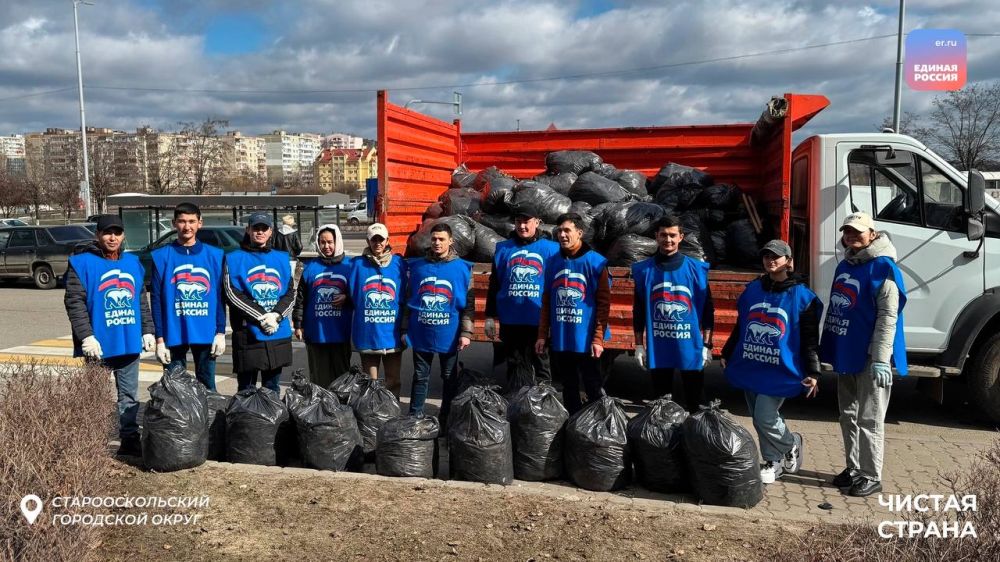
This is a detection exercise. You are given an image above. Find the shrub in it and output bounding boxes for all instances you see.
[0,361,116,562]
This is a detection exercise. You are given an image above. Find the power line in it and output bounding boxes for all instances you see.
[0,87,76,102]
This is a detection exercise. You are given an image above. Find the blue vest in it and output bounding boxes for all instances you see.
[300,257,354,344]
[69,252,145,359]
[225,249,293,341]
[820,256,908,375]
[406,257,473,354]
[493,238,560,326]
[545,249,608,353]
[725,279,822,397]
[350,254,406,351]
[632,255,709,371]
[151,242,224,347]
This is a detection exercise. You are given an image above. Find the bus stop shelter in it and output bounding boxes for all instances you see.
[105,192,351,248]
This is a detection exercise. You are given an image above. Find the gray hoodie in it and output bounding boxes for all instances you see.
[845,233,900,365]
[292,223,347,330]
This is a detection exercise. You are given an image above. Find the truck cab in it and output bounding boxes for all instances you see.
[794,133,998,418]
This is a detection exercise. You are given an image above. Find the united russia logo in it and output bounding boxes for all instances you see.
[100,269,136,309]
[171,264,211,301]
[745,302,788,346]
[651,281,692,322]
[247,265,283,301]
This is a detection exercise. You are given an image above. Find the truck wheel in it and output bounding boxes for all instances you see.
[33,265,56,290]
[966,332,1000,424]
[349,218,360,226]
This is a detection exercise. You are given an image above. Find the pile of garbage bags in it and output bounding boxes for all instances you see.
[142,365,209,472]
[408,152,764,267]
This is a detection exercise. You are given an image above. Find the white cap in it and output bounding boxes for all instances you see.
[840,211,876,232]
[367,223,390,240]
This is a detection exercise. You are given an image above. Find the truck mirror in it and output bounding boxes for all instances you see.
[966,170,986,215]
[967,216,985,242]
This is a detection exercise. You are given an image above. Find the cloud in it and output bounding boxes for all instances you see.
[0,0,996,146]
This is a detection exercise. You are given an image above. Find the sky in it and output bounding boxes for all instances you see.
[0,0,997,141]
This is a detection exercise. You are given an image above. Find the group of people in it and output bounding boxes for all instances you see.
[65,202,904,500]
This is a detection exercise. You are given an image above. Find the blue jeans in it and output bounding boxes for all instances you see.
[103,354,140,439]
[409,350,458,419]
[744,391,795,462]
[167,343,216,391]
[237,368,282,393]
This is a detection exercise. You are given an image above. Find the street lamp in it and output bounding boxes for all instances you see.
[404,92,463,116]
[73,0,94,217]
[892,0,906,132]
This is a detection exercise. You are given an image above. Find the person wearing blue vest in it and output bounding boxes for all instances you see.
[485,210,560,387]
[293,223,354,388]
[223,212,296,393]
[821,211,907,497]
[535,213,611,415]
[64,214,155,456]
[402,223,474,425]
[150,203,226,391]
[350,223,407,397]
[721,239,823,485]
[632,215,715,413]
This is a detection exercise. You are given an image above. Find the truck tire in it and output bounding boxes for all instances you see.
[349,217,360,226]
[33,265,56,290]
[966,332,1000,424]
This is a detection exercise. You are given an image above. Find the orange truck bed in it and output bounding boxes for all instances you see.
[375,90,829,351]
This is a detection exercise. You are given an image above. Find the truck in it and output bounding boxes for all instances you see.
[373,90,1000,422]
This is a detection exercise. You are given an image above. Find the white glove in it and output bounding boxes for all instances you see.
[702,346,713,369]
[260,312,281,335]
[155,341,172,365]
[211,333,227,357]
[81,335,103,359]
[484,318,497,339]
[142,334,156,352]
[635,345,645,369]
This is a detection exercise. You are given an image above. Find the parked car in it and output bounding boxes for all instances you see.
[0,225,95,289]
[0,218,29,227]
[132,225,246,282]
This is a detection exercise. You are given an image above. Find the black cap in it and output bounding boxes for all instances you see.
[759,239,792,258]
[247,212,273,227]
[95,214,124,233]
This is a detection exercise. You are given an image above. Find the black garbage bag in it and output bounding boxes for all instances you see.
[469,222,505,263]
[510,181,572,224]
[507,384,568,481]
[590,201,635,243]
[423,202,445,220]
[605,234,657,267]
[481,181,514,215]
[286,374,364,471]
[410,216,476,257]
[564,395,631,491]
[624,202,668,238]
[451,164,477,190]
[726,219,760,266]
[452,384,508,419]
[546,150,603,175]
[597,167,648,198]
[225,387,288,466]
[142,365,209,472]
[473,166,517,194]
[440,188,482,217]
[504,368,536,397]
[569,172,633,205]
[328,364,366,405]
[683,400,763,508]
[679,212,714,263]
[206,391,229,461]
[654,185,703,214]
[533,172,578,196]
[455,364,498,397]
[627,395,689,493]
[473,213,515,238]
[376,416,440,478]
[710,231,728,264]
[448,396,514,485]
[537,223,557,240]
[568,200,592,217]
[694,184,743,210]
[693,207,727,230]
[348,378,401,455]
[649,163,714,196]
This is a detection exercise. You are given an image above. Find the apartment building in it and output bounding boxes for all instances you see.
[0,134,26,176]
[314,146,377,192]
[221,131,267,179]
[321,133,364,150]
[263,130,322,188]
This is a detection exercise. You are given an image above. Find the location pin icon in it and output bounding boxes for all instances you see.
[20,495,43,525]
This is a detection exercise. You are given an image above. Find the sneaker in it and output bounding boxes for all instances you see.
[848,478,883,497]
[832,467,860,488]
[760,461,783,485]
[783,432,803,473]
[116,434,141,457]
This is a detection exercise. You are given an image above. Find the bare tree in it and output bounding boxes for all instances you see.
[86,137,122,213]
[45,172,82,220]
[19,176,45,221]
[0,166,25,217]
[915,82,1000,170]
[176,118,229,195]
[877,111,921,134]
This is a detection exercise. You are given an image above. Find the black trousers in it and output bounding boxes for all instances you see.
[650,368,704,413]
[499,323,551,384]
[551,350,604,415]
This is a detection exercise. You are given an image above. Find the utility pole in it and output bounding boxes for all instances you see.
[74,1,94,217]
[892,0,906,132]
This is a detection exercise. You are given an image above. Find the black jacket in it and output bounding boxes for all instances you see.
[721,273,822,376]
[273,228,302,258]
[64,241,154,352]
[222,234,296,372]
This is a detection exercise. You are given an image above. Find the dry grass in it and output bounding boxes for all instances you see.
[0,361,116,562]
[778,438,1000,562]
